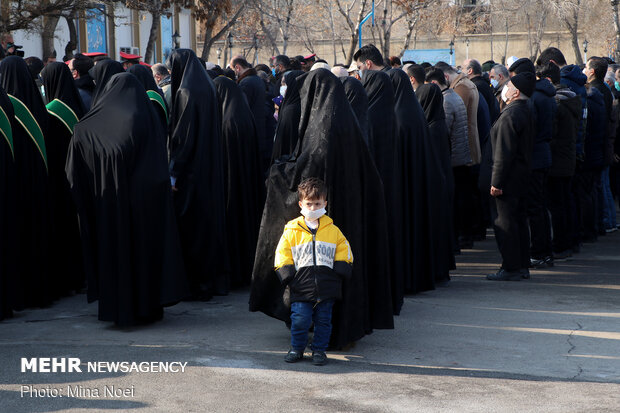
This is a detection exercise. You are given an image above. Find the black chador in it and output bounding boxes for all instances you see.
[88,59,124,108]
[65,73,188,326]
[415,83,455,283]
[167,49,228,299]
[127,64,169,133]
[213,76,265,288]
[362,69,405,314]
[0,86,17,320]
[271,70,304,163]
[0,56,52,309]
[250,69,393,348]
[40,62,86,296]
[388,69,441,294]
[340,76,369,144]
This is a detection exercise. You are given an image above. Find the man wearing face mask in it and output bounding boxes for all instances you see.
[487,73,536,281]
[490,64,510,110]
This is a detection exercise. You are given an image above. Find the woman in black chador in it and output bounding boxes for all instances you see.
[271,70,304,163]
[415,83,455,283]
[251,69,393,349]
[0,56,52,309]
[88,59,124,108]
[127,64,168,135]
[40,62,86,296]
[65,73,188,326]
[213,76,264,288]
[167,49,228,299]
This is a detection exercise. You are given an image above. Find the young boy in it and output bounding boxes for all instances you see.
[274,177,353,365]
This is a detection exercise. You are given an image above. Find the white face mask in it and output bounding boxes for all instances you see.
[490,78,499,88]
[501,84,511,103]
[280,85,287,97]
[301,207,326,222]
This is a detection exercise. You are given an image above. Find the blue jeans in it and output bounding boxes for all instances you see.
[290,300,334,352]
[602,167,617,229]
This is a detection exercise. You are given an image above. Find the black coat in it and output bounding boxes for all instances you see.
[341,76,369,144]
[416,83,455,281]
[590,79,616,166]
[65,73,188,326]
[530,79,556,170]
[75,74,95,111]
[490,99,534,196]
[167,49,228,298]
[471,75,499,122]
[0,56,52,309]
[271,70,304,163]
[40,62,86,296]
[584,86,607,170]
[250,69,394,348]
[213,76,265,288]
[550,85,580,177]
[0,86,17,320]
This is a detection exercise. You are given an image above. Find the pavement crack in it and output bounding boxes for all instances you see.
[567,321,584,380]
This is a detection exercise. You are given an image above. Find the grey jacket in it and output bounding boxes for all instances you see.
[442,88,471,167]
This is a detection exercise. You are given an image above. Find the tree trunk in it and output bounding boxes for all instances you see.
[503,18,509,65]
[345,33,357,66]
[201,25,213,60]
[570,27,582,65]
[402,16,417,56]
[611,0,620,62]
[41,15,59,60]
[63,12,78,60]
[144,11,161,64]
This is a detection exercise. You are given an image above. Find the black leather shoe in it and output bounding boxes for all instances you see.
[312,351,327,366]
[285,349,304,363]
[486,269,521,281]
[520,268,530,279]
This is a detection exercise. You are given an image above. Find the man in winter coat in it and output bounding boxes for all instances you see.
[509,58,557,268]
[487,73,536,281]
[465,58,500,122]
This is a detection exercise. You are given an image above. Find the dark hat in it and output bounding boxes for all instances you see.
[481,60,495,73]
[508,57,535,75]
[510,72,536,97]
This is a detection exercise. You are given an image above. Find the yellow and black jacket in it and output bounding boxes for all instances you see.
[274,215,353,303]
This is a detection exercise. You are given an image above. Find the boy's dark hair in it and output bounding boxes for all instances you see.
[353,44,383,66]
[536,62,561,85]
[72,53,94,76]
[389,56,401,67]
[406,64,426,85]
[420,62,432,69]
[588,56,608,81]
[425,67,446,86]
[298,177,327,201]
[536,47,567,67]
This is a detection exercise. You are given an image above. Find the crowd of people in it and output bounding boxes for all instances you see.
[0,38,618,349]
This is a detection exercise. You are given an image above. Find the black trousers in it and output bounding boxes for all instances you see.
[491,192,530,272]
[453,165,475,240]
[547,175,573,253]
[574,168,600,241]
[527,169,552,259]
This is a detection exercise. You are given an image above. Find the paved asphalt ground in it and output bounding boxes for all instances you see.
[1,231,620,412]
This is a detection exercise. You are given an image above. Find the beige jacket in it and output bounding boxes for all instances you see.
[450,73,481,164]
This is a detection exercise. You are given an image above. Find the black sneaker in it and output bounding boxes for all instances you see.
[285,349,304,363]
[486,269,521,281]
[312,351,327,366]
[529,257,547,269]
[544,256,554,267]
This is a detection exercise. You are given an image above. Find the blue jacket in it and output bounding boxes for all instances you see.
[560,65,587,157]
[529,78,557,170]
[584,86,607,169]
[476,90,491,162]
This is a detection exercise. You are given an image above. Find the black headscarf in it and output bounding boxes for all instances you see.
[167,48,228,299]
[213,76,265,288]
[127,64,163,98]
[341,76,369,144]
[0,56,52,309]
[250,69,394,348]
[416,83,446,125]
[40,61,85,118]
[65,73,188,326]
[88,59,124,108]
[271,70,304,163]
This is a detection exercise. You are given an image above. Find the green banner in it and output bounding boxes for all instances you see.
[0,104,13,159]
[46,98,79,135]
[147,90,169,124]
[9,94,47,171]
